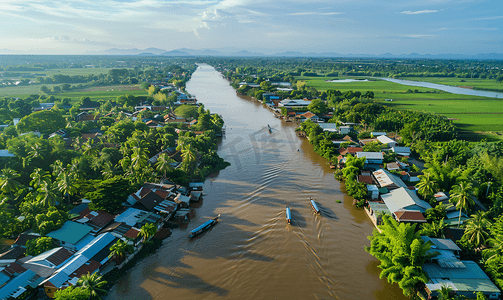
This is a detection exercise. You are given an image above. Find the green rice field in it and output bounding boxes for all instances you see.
[299,76,503,138]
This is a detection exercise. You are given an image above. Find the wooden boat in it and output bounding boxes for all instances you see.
[310,198,321,215]
[286,206,292,224]
[268,124,272,133]
[189,214,220,238]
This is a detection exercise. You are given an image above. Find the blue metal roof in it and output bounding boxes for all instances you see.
[47,221,93,245]
[78,233,116,260]
[0,270,36,299]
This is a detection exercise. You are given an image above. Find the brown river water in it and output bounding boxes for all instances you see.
[106,64,407,300]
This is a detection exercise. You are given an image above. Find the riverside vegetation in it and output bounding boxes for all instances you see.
[212,58,503,299]
[0,56,229,299]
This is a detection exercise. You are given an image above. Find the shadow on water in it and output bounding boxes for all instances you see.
[317,203,338,220]
[289,208,307,228]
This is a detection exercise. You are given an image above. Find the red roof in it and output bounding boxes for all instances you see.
[347,147,363,154]
[394,211,426,222]
[301,112,315,119]
[87,211,114,228]
[124,228,140,240]
[338,148,348,155]
[72,259,101,278]
[154,189,169,199]
[358,175,374,184]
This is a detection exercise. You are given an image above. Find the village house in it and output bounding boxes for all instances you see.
[46,221,94,251]
[421,236,500,299]
[380,187,431,223]
[377,135,397,148]
[356,152,384,164]
[372,169,408,191]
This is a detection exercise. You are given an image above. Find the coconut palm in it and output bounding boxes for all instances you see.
[56,170,78,204]
[180,144,198,175]
[37,181,61,207]
[82,139,99,157]
[0,168,23,199]
[437,284,455,300]
[139,223,158,242]
[30,168,51,189]
[109,239,133,263]
[155,153,175,177]
[420,219,447,238]
[416,172,438,199]
[76,272,107,300]
[463,211,491,248]
[450,182,475,227]
[131,147,149,171]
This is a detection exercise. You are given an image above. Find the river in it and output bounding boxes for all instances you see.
[106,64,407,300]
[379,78,503,99]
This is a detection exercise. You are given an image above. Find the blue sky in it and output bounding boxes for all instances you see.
[0,0,501,55]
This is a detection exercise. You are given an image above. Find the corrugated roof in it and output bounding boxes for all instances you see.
[0,269,36,299]
[356,152,383,160]
[124,228,140,240]
[78,233,116,260]
[381,187,431,214]
[377,135,396,145]
[373,169,408,189]
[422,237,462,252]
[25,247,74,268]
[47,221,93,245]
[114,208,146,226]
[394,210,426,222]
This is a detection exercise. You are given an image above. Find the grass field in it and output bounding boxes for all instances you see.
[299,76,503,138]
[3,68,114,79]
[0,84,147,105]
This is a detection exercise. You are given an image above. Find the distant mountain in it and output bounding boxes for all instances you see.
[100,47,503,60]
[160,50,192,56]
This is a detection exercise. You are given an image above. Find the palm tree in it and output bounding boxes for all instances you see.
[82,139,99,157]
[109,239,132,263]
[56,170,78,204]
[483,234,503,264]
[0,168,22,197]
[37,181,61,207]
[463,211,491,249]
[76,272,107,300]
[416,172,439,199]
[155,153,175,178]
[420,219,447,238]
[30,168,51,189]
[450,182,475,227]
[101,162,118,179]
[437,284,455,300]
[180,144,198,175]
[139,223,158,242]
[131,147,149,171]
[51,160,64,178]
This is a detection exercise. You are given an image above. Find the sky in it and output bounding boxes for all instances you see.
[0,0,502,55]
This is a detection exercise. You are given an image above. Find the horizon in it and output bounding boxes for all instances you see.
[0,0,502,55]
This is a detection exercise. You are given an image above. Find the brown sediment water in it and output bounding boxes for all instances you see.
[106,64,407,300]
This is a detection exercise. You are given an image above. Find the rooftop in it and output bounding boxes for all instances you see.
[47,221,93,245]
[381,187,432,214]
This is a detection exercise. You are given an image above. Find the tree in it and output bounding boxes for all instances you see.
[56,169,78,204]
[116,94,137,107]
[416,173,439,199]
[76,272,107,300]
[420,220,446,238]
[174,105,198,119]
[0,168,23,202]
[34,207,68,236]
[436,284,455,300]
[26,237,55,256]
[155,153,175,178]
[86,176,136,213]
[37,181,61,207]
[139,223,157,242]
[54,286,90,300]
[462,211,491,248]
[109,239,132,263]
[307,99,328,115]
[366,214,435,297]
[16,110,66,135]
[450,182,475,227]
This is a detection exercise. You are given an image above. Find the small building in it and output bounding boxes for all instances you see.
[386,162,400,171]
[338,126,353,135]
[380,187,432,219]
[423,260,500,299]
[318,123,338,132]
[372,169,408,190]
[367,184,379,200]
[75,111,97,122]
[377,135,397,148]
[278,99,311,108]
[359,138,378,147]
[371,132,386,137]
[356,152,383,164]
[46,221,93,250]
[391,146,411,156]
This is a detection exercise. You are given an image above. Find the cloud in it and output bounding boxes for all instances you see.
[433,27,499,31]
[472,15,503,21]
[401,10,438,14]
[402,34,437,38]
[288,12,343,16]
